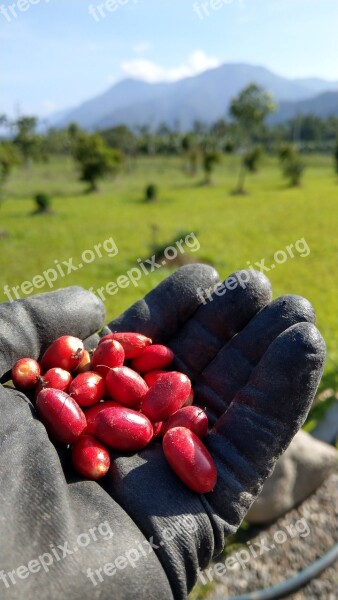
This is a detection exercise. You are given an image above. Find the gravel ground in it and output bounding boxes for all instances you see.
[194,472,338,600]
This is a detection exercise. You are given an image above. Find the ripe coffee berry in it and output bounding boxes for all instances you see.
[99,332,152,359]
[71,435,110,480]
[36,388,86,444]
[143,370,167,387]
[162,406,208,439]
[152,421,164,440]
[35,367,72,398]
[69,372,106,407]
[91,340,124,376]
[11,358,41,391]
[105,366,148,408]
[141,371,192,421]
[84,400,122,435]
[40,336,84,372]
[94,406,153,452]
[131,344,174,373]
[163,427,217,494]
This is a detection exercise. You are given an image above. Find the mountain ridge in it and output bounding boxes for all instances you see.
[52,63,338,131]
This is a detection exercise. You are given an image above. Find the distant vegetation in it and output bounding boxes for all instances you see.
[1,83,338,195]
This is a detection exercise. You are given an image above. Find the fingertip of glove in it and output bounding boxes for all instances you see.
[271,321,326,368]
[161,263,220,290]
[106,264,221,339]
[271,294,317,324]
[227,269,272,302]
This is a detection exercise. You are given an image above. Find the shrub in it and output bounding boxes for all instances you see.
[34,192,52,214]
[282,157,305,187]
[202,148,221,184]
[145,184,158,202]
[0,141,21,190]
[71,133,123,192]
[334,139,338,174]
[278,143,297,164]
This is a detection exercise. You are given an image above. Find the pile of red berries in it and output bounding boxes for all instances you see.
[11,333,217,493]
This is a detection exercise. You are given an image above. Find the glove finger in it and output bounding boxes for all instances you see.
[106,264,220,341]
[194,294,316,423]
[204,322,326,525]
[0,287,105,381]
[168,269,272,379]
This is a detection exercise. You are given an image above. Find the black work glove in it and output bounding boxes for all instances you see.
[0,265,326,600]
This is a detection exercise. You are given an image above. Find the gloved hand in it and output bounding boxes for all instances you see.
[0,265,326,600]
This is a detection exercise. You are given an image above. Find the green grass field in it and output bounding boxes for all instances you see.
[1,154,337,393]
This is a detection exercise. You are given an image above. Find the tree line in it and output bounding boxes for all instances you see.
[1,84,338,194]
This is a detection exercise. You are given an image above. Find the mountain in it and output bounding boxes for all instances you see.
[270,91,338,123]
[53,63,338,131]
[57,79,170,130]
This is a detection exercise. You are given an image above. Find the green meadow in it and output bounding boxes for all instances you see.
[1,154,337,394]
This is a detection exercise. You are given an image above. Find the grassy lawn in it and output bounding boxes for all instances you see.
[1,153,337,393]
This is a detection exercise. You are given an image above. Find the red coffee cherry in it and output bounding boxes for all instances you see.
[131,345,174,373]
[163,427,217,493]
[162,406,208,439]
[94,406,153,452]
[11,358,41,392]
[36,388,86,444]
[141,372,191,421]
[91,340,124,377]
[71,434,110,480]
[99,332,152,359]
[40,336,84,372]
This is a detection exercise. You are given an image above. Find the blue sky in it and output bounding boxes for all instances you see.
[1,0,337,118]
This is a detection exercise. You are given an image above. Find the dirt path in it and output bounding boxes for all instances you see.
[197,473,338,600]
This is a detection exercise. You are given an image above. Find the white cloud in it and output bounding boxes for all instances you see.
[121,50,221,83]
[133,41,152,54]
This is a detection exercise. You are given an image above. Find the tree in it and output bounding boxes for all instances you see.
[201,147,221,184]
[71,132,123,192]
[230,83,276,193]
[44,127,71,156]
[278,144,305,187]
[13,117,46,164]
[67,122,82,140]
[181,134,199,176]
[0,114,9,136]
[334,139,338,174]
[243,146,263,172]
[136,125,154,155]
[278,143,297,164]
[0,141,21,197]
[282,157,305,186]
[100,126,137,171]
[100,125,136,157]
